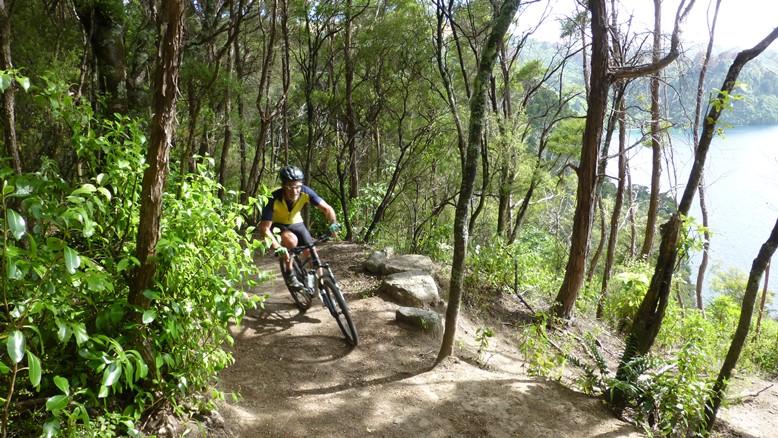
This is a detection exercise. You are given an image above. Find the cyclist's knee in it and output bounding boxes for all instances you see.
[280,231,298,248]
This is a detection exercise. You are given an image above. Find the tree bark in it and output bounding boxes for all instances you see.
[0,0,20,175]
[612,25,778,411]
[639,0,663,259]
[73,0,128,115]
[703,216,778,432]
[754,261,770,340]
[598,85,627,318]
[129,0,185,367]
[436,0,522,364]
[552,0,693,320]
[693,0,722,312]
[551,0,609,319]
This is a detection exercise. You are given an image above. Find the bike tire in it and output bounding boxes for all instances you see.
[281,257,313,312]
[320,275,358,346]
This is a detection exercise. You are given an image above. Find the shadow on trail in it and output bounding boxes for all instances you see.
[289,367,428,397]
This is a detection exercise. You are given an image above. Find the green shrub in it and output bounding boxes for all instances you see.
[1,93,264,435]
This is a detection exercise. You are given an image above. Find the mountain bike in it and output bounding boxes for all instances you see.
[279,236,359,346]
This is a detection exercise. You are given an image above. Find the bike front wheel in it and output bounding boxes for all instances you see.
[320,275,358,346]
[282,257,313,312]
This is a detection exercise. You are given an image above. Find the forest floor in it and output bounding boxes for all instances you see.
[212,242,778,437]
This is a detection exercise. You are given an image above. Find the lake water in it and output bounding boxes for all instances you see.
[610,124,778,311]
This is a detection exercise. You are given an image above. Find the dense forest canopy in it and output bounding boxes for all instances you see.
[1,0,777,436]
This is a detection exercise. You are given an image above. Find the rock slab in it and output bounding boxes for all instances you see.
[395,307,442,333]
[381,271,441,307]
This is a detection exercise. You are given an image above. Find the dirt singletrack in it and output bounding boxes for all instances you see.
[215,242,644,437]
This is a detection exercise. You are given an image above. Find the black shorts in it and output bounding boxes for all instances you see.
[272,222,314,247]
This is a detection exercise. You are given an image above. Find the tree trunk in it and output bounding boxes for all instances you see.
[612,26,778,411]
[551,0,609,319]
[344,0,358,205]
[693,0,722,312]
[0,0,19,175]
[703,216,778,432]
[754,261,770,340]
[586,196,606,282]
[73,0,128,115]
[695,180,710,311]
[129,0,185,370]
[436,0,522,364]
[217,48,233,199]
[639,0,663,259]
[598,87,627,318]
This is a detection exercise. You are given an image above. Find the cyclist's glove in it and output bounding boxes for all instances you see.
[274,246,289,257]
[329,222,342,234]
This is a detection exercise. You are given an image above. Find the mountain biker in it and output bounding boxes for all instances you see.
[259,165,341,290]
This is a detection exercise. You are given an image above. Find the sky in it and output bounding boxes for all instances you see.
[521,0,778,52]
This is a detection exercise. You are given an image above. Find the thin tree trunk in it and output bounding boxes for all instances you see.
[217,48,233,199]
[0,0,20,175]
[437,0,522,364]
[639,0,663,259]
[587,196,606,282]
[281,0,290,164]
[696,179,710,310]
[129,0,185,373]
[612,26,778,411]
[344,0,358,205]
[693,0,722,312]
[703,216,778,432]
[626,163,637,258]
[551,0,609,319]
[755,261,770,339]
[598,87,627,318]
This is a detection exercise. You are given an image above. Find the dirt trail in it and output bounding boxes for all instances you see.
[216,242,645,437]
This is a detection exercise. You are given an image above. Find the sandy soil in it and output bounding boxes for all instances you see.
[216,242,644,437]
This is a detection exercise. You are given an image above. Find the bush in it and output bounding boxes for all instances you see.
[1,102,264,435]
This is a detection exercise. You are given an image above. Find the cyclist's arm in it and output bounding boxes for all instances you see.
[258,220,282,251]
[316,200,337,225]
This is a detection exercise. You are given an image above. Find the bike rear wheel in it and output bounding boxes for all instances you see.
[281,257,313,312]
[320,275,358,346]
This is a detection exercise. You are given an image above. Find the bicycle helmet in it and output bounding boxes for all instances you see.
[279,165,304,183]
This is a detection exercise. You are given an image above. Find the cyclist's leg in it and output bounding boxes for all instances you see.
[273,224,303,289]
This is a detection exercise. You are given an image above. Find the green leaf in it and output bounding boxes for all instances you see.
[55,319,72,344]
[41,420,59,438]
[72,323,88,346]
[15,76,30,92]
[135,360,148,381]
[142,289,161,300]
[53,376,70,396]
[0,73,11,92]
[6,259,21,280]
[102,363,121,389]
[70,183,97,196]
[7,330,25,364]
[97,187,112,201]
[7,209,26,240]
[141,310,156,324]
[0,360,10,374]
[64,246,80,274]
[98,385,109,398]
[26,351,41,388]
[46,394,69,412]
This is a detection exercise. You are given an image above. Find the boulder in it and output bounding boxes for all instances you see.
[363,250,388,274]
[381,254,437,276]
[381,271,441,307]
[395,307,442,333]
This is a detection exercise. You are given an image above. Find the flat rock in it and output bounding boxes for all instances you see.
[396,307,442,333]
[381,271,441,307]
[381,254,437,276]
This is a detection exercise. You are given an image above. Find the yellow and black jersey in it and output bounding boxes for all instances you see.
[260,185,323,225]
